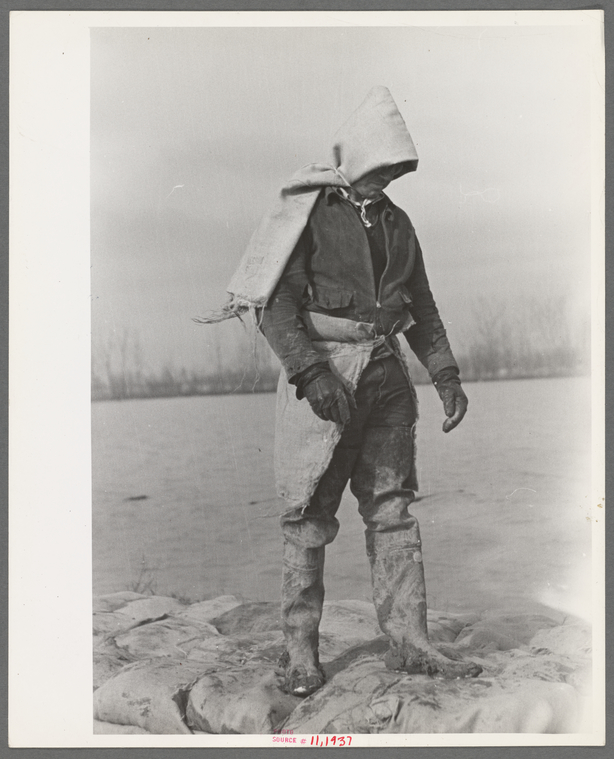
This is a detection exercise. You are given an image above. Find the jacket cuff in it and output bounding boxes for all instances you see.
[432,366,460,387]
[425,353,459,380]
[284,355,329,384]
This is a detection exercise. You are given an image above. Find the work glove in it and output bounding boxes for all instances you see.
[293,362,356,425]
[432,366,468,433]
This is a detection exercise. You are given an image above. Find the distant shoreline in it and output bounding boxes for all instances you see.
[91,369,588,403]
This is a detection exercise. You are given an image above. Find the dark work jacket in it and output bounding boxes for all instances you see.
[260,188,457,380]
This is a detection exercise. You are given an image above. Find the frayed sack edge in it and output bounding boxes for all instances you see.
[192,296,265,326]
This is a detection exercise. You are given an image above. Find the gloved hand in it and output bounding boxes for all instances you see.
[433,366,468,433]
[293,362,356,425]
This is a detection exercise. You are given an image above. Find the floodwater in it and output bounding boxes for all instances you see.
[92,377,593,618]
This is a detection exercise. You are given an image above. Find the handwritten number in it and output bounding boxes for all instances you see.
[306,734,352,747]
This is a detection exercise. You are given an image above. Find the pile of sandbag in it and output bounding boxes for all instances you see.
[93,593,591,735]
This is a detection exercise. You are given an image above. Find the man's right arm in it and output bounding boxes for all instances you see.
[259,228,323,381]
[260,228,355,425]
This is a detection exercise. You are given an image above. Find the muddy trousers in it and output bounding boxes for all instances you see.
[280,355,422,666]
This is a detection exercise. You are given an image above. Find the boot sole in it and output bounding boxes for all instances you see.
[283,665,326,697]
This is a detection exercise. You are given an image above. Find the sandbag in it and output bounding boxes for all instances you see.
[173,595,242,626]
[319,601,382,644]
[323,637,389,679]
[93,659,208,734]
[91,596,589,735]
[482,648,580,683]
[281,657,580,734]
[187,630,285,668]
[455,613,558,652]
[113,596,186,626]
[93,650,134,691]
[529,623,592,658]
[281,655,394,734]
[93,591,148,613]
[426,612,469,643]
[186,666,301,734]
[114,617,220,660]
[93,630,140,690]
[349,677,579,734]
[211,602,281,634]
[93,720,152,734]
[93,595,186,638]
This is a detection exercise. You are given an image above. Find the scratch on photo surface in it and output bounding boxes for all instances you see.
[505,488,537,499]
[459,184,500,203]
[165,184,185,199]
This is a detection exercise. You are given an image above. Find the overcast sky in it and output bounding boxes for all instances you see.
[91,21,595,374]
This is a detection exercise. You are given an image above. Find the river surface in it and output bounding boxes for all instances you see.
[92,377,593,617]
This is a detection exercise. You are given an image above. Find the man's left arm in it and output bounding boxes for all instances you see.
[403,238,468,433]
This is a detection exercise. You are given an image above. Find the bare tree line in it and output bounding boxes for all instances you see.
[92,295,590,402]
[403,293,590,385]
[92,328,281,401]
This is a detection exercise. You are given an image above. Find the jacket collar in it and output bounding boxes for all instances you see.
[324,185,390,208]
[323,186,394,224]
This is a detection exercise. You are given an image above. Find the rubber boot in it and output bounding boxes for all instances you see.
[367,529,482,679]
[280,540,327,696]
[279,445,359,697]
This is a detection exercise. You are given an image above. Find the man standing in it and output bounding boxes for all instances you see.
[207,87,482,697]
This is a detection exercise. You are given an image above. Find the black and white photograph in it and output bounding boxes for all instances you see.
[9,9,605,748]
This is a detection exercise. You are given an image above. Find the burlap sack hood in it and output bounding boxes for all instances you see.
[197,86,418,323]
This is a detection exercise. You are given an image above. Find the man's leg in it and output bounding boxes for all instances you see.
[351,358,482,679]
[280,446,360,696]
[278,362,382,697]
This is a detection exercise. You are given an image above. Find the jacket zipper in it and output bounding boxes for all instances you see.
[344,198,390,327]
[343,203,378,307]
[375,212,393,331]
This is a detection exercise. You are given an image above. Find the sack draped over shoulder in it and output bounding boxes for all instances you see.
[199,86,418,320]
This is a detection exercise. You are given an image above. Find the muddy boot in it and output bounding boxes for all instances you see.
[367,529,482,679]
[280,541,327,697]
[279,445,359,697]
